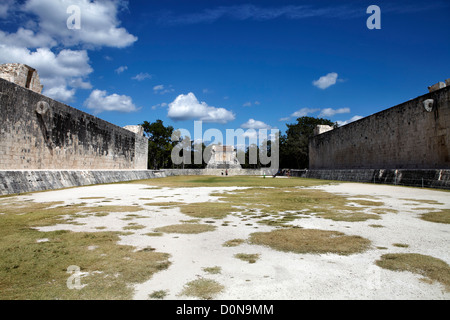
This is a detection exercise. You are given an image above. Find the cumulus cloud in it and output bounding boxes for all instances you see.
[0,0,136,104]
[336,115,363,126]
[0,45,93,102]
[319,107,350,117]
[241,119,272,130]
[313,72,339,89]
[23,0,137,48]
[291,107,320,118]
[84,89,139,114]
[168,92,235,123]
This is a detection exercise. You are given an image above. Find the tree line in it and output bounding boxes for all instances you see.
[141,117,335,170]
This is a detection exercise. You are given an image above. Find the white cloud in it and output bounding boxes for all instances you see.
[115,66,128,74]
[291,108,320,118]
[0,0,136,104]
[319,107,350,117]
[0,45,93,102]
[68,77,92,90]
[0,28,57,48]
[84,89,139,114]
[168,92,235,123]
[44,85,76,103]
[278,117,291,122]
[313,72,339,89]
[151,102,168,110]
[132,72,152,81]
[336,115,363,126]
[23,0,137,48]
[153,84,174,94]
[243,100,261,107]
[241,119,272,130]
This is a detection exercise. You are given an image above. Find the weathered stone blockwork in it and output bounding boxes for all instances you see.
[0,63,43,93]
[0,78,148,170]
[309,86,450,170]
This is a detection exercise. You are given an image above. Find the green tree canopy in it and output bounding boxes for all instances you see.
[141,120,174,169]
[279,116,336,169]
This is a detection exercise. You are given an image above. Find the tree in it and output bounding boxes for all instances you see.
[141,120,174,169]
[279,116,336,169]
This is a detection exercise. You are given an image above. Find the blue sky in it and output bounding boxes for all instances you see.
[1,0,449,143]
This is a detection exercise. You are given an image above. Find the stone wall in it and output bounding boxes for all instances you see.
[290,169,450,190]
[0,168,273,195]
[0,78,148,170]
[309,86,450,170]
[0,170,164,196]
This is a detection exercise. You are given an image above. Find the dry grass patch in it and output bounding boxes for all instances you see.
[249,228,371,256]
[0,200,170,299]
[223,239,245,247]
[180,278,224,300]
[400,199,444,205]
[203,266,222,274]
[79,197,105,200]
[154,223,216,234]
[420,209,450,224]
[132,175,331,189]
[149,290,168,299]
[214,187,381,222]
[376,253,450,291]
[393,243,409,248]
[180,202,236,219]
[234,253,260,264]
[371,208,399,215]
[144,232,163,237]
[351,200,384,206]
[144,202,183,208]
[123,223,146,230]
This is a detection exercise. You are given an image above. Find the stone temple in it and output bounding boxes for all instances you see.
[206,145,241,169]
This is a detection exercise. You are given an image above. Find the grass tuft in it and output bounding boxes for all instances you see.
[249,228,371,256]
[154,223,216,234]
[180,278,224,300]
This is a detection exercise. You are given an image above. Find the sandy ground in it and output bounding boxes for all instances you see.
[26,181,450,300]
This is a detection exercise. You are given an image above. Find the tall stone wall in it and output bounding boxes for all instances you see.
[0,78,148,170]
[309,86,450,170]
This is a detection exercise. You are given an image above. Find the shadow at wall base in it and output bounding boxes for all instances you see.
[2,168,448,196]
[0,168,276,196]
[288,169,450,190]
